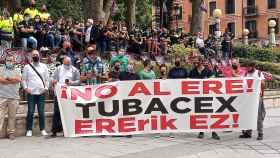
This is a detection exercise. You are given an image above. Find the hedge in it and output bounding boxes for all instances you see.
[239,58,280,75]
[233,45,280,63]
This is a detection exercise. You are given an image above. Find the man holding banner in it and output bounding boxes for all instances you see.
[239,61,266,140]
[49,57,80,138]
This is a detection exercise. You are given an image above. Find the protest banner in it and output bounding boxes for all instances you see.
[55,78,261,137]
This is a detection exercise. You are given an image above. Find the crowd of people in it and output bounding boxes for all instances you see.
[0,1,264,142]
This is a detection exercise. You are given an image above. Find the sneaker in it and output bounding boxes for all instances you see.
[26,130,32,137]
[197,132,204,139]
[8,134,16,140]
[212,132,220,140]
[41,130,48,136]
[257,134,263,140]
[239,134,252,139]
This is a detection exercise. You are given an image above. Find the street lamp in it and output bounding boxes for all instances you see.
[213,9,222,38]
[243,29,250,45]
[269,19,277,47]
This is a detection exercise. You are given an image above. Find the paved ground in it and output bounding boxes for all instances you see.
[1,108,280,158]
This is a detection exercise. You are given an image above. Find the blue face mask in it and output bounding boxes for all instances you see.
[5,62,14,69]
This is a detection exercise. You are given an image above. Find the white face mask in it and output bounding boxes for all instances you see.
[63,64,71,70]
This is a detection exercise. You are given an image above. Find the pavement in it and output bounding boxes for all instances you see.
[1,108,280,158]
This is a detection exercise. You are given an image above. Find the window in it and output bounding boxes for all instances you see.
[178,6,183,20]
[268,0,276,9]
[268,18,279,34]
[209,1,216,17]
[209,24,216,35]
[246,20,257,38]
[225,0,235,14]
[227,22,235,36]
[247,0,255,6]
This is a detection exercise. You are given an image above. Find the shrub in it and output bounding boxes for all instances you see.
[233,45,280,63]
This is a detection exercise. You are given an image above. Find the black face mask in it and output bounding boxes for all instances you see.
[114,66,120,71]
[32,56,39,62]
[175,61,180,67]
[232,64,238,70]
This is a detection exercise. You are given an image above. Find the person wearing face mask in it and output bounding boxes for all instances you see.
[239,61,266,140]
[85,19,94,45]
[119,61,140,81]
[168,59,189,79]
[39,4,50,22]
[189,57,220,140]
[109,49,129,72]
[56,41,76,67]
[18,13,37,49]
[24,0,39,19]
[81,46,109,85]
[22,50,49,137]
[44,17,59,49]
[48,56,80,138]
[108,61,122,82]
[0,56,22,140]
[0,10,14,50]
[33,15,44,49]
[138,59,156,80]
[158,64,168,79]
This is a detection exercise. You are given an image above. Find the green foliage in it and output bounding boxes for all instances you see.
[233,44,280,63]
[239,58,280,75]
[22,0,83,20]
[113,0,152,28]
[168,44,194,57]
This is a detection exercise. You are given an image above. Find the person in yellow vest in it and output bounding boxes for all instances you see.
[24,1,39,19]
[39,4,50,22]
[0,11,14,50]
[13,7,24,25]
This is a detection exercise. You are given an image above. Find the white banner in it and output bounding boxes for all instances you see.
[55,78,261,138]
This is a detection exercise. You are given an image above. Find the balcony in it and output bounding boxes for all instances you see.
[244,6,258,17]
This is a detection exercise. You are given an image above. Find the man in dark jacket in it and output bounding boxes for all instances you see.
[168,59,188,79]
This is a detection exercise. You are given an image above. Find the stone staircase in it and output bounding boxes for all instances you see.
[1,90,280,138]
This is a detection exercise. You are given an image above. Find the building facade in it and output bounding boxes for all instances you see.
[152,0,280,40]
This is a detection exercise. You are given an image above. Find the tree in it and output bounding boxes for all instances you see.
[190,0,203,34]
[125,0,136,30]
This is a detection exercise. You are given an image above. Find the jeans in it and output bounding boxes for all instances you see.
[21,36,37,49]
[97,41,107,54]
[47,34,62,49]
[26,94,46,131]
[51,98,63,133]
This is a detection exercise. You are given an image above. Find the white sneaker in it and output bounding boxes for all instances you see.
[26,130,32,137]
[41,130,48,136]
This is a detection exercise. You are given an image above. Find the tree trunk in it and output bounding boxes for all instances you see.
[12,0,21,8]
[190,0,203,34]
[125,0,136,31]
[103,0,114,25]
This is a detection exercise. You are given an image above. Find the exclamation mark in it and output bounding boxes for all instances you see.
[246,79,254,92]
[232,114,239,128]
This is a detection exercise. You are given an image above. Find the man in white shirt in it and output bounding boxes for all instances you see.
[196,32,207,57]
[239,61,266,140]
[0,56,22,140]
[85,19,94,45]
[22,50,49,137]
[49,57,80,138]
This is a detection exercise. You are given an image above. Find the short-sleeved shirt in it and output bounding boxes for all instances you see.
[110,55,129,72]
[0,66,21,99]
[13,13,23,25]
[138,69,156,80]
[81,57,108,85]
